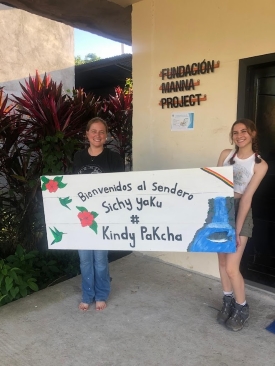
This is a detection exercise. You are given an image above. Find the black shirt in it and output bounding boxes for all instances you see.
[73,148,124,174]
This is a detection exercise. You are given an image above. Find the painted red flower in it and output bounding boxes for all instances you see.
[78,211,94,227]
[45,180,58,193]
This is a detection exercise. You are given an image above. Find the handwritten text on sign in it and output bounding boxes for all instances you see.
[41,167,236,253]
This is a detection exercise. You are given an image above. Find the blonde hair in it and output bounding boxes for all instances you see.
[86,117,108,134]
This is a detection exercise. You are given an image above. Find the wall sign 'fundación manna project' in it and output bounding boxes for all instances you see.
[159,59,220,108]
[41,166,236,253]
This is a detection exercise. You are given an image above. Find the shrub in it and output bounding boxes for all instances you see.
[0,245,80,306]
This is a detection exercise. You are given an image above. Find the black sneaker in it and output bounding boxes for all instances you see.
[226,303,249,331]
[217,296,235,324]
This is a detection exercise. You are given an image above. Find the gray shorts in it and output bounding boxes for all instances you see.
[234,198,253,238]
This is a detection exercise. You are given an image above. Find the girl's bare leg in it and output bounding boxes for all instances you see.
[224,236,248,304]
[218,253,233,292]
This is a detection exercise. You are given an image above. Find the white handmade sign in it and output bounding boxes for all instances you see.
[41,167,236,253]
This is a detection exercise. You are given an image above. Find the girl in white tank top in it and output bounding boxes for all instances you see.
[216,119,268,331]
[223,149,255,194]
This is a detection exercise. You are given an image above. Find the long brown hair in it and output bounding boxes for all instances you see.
[229,118,261,164]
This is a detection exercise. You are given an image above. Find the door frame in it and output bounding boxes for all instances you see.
[237,53,275,289]
[237,52,275,118]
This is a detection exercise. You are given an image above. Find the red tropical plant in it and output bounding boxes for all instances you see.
[99,83,133,169]
[11,72,101,175]
[0,87,25,153]
[0,73,101,255]
[0,73,133,256]
[0,87,43,256]
[12,71,99,141]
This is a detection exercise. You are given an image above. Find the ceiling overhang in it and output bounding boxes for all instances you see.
[0,0,143,44]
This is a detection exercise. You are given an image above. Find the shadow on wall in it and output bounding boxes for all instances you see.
[0,67,75,97]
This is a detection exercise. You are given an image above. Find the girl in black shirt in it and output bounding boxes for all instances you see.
[73,117,124,311]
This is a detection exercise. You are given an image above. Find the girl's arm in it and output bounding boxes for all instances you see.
[236,160,268,242]
[217,149,231,167]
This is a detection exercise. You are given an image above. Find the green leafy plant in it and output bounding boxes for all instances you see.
[0,246,39,305]
[40,133,80,175]
[0,245,80,306]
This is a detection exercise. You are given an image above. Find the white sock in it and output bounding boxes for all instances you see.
[223,291,233,297]
[237,301,246,306]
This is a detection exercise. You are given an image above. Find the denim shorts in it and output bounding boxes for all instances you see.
[234,198,253,238]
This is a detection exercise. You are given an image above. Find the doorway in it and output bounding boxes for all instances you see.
[237,55,275,288]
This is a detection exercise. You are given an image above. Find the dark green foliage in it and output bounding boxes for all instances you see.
[41,132,79,175]
[0,245,80,306]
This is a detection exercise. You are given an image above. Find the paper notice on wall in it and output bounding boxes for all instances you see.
[171,112,194,131]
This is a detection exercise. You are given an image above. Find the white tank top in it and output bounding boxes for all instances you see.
[223,150,255,194]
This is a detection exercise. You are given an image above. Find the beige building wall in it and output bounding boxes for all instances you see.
[0,4,74,96]
[132,0,275,277]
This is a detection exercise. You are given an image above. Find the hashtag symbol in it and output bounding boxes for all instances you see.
[130,215,140,224]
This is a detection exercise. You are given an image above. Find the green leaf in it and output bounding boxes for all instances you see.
[5,279,13,292]
[6,283,13,292]
[49,265,60,273]
[16,275,24,286]
[24,253,36,260]
[91,211,99,219]
[19,286,27,297]
[0,294,7,303]
[58,182,67,189]
[9,271,18,282]
[6,255,16,262]
[28,282,38,292]
[90,221,98,234]
[15,245,24,257]
[47,260,56,266]
[10,175,26,182]
[53,176,63,183]
[41,176,50,184]
[1,287,7,295]
[76,206,88,212]
[27,278,37,282]
[5,276,13,287]
[10,268,21,273]
[10,287,19,299]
